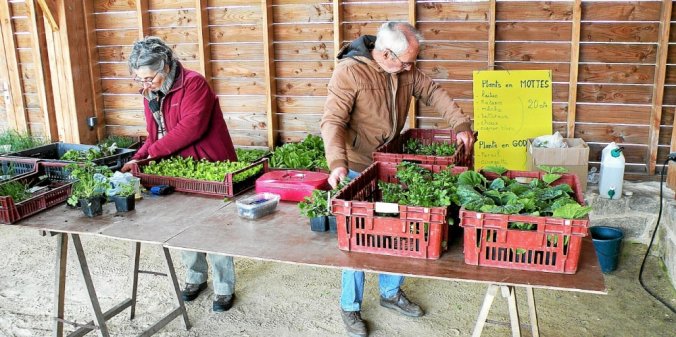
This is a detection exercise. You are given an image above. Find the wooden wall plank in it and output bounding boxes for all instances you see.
[496,1,573,21]
[210,25,263,43]
[342,2,407,22]
[576,104,651,125]
[212,61,265,78]
[26,0,57,141]
[418,21,488,41]
[579,63,654,84]
[567,0,581,138]
[0,1,29,131]
[408,0,417,129]
[275,61,333,78]
[418,61,489,81]
[273,23,333,42]
[581,22,659,43]
[487,0,495,69]
[211,43,264,61]
[496,22,571,42]
[95,0,136,12]
[276,78,328,96]
[274,42,333,61]
[262,0,278,148]
[36,0,58,30]
[574,123,649,144]
[647,0,671,174]
[495,62,570,82]
[342,22,380,41]
[496,42,571,62]
[419,42,487,61]
[208,6,260,25]
[273,3,332,23]
[416,2,489,21]
[582,1,661,21]
[580,43,657,63]
[576,84,654,105]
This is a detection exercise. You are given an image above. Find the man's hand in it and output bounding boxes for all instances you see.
[456,130,476,163]
[120,159,139,173]
[328,167,348,189]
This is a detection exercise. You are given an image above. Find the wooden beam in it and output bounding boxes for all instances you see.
[487,0,496,69]
[82,0,105,142]
[647,0,671,175]
[26,0,58,141]
[37,0,58,30]
[0,1,29,132]
[195,0,213,87]
[408,0,417,129]
[333,0,342,67]
[136,0,150,39]
[566,0,582,138]
[262,0,278,148]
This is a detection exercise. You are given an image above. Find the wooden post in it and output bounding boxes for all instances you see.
[82,0,105,142]
[566,0,582,138]
[262,0,278,149]
[487,0,496,69]
[26,0,59,141]
[408,0,417,129]
[333,0,343,66]
[136,0,150,39]
[37,0,58,30]
[43,0,99,144]
[0,1,29,132]
[195,0,213,87]
[648,0,671,175]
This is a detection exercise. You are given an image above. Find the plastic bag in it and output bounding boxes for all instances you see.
[532,132,567,148]
[106,171,135,196]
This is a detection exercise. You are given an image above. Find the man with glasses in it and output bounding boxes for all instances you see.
[321,22,475,337]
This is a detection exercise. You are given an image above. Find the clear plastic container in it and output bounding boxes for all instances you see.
[236,193,281,219]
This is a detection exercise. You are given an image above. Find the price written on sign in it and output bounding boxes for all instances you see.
[472,70,553,170]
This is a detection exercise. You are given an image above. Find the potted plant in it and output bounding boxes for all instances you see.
[66,162,111,217]
[110,182,135,212]
[298,189,331,232]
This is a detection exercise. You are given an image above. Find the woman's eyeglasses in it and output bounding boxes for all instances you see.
[132,70,162,85]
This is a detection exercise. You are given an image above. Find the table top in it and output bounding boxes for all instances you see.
[165,193,607,294]
[15,191,606,294]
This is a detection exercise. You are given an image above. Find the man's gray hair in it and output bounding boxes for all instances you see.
[128,36,176,73]
[374,22,423,55]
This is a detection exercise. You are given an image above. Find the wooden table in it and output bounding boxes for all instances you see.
[165,194,607,337]
[15,191,606,337]
[18,194,229,337]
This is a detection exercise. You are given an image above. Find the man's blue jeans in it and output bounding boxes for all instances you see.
[340,169,404,312]
[182,252,235,296]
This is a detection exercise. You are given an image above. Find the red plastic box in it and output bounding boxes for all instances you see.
[331,162,467,259]
[373,128,471,167]
[255,170,330,202]
[459,171,589,274]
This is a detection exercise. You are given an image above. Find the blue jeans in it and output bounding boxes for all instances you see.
[182,252,235,296]
[340,169,405,312]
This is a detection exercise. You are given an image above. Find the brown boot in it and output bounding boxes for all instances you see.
[379,290,424,317]
[340,310,367,337]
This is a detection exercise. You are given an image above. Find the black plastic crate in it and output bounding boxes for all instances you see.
[6,142,135,170]
[0,158,38,182]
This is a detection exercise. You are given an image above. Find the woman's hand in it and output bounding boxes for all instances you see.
[121,159,139,173]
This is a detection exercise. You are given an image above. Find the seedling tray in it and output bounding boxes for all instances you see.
[0,162,74,224]
[331,161,466,259]
[131,158,268,198]
[459,170,588,274]
[373,128,470,167]
[0,157,39,182]
[6,142,135,170]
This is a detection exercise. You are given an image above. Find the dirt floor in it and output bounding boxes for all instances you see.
[0,225,674,337]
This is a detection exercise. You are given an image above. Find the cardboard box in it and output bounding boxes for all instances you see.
[527,138,590,191]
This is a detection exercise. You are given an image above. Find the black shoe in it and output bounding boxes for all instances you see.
[181,282,207,302]
[340,310,367,337]
[213,293,235,312]
[379,290,424,317]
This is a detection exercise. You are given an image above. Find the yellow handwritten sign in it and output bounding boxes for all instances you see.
[472,70,553,170]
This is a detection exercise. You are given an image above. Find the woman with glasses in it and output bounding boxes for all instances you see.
[122,36,238,312]
[321,22,475,337]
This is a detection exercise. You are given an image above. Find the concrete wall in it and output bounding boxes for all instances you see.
[588,181,676,289]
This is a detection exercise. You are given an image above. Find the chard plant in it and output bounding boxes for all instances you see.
[403,139,456,156]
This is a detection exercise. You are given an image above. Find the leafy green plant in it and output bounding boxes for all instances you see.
[111,182,135,197]
[0,180,29,203]
[269,134,328,170]
[142,156,261,183]
[298,178,351,218]
[99,135,136,149]
[378,162,459,208]
[0,130,46,152]
[403,139,456,156]
[66,162,112,206]
[235,148,270,163]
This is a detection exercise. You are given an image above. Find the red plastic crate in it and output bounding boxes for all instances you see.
[0,162,74,224]
[459,170,589,274]
[373,128,470,167]
[332,162,467,259]
[130,158,268,198]
[255,170,330,202]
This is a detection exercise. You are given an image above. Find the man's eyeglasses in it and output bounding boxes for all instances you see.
[132,70,162,85]
[387,49,415,69]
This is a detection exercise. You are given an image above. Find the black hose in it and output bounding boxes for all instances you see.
[637,158,676,313]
